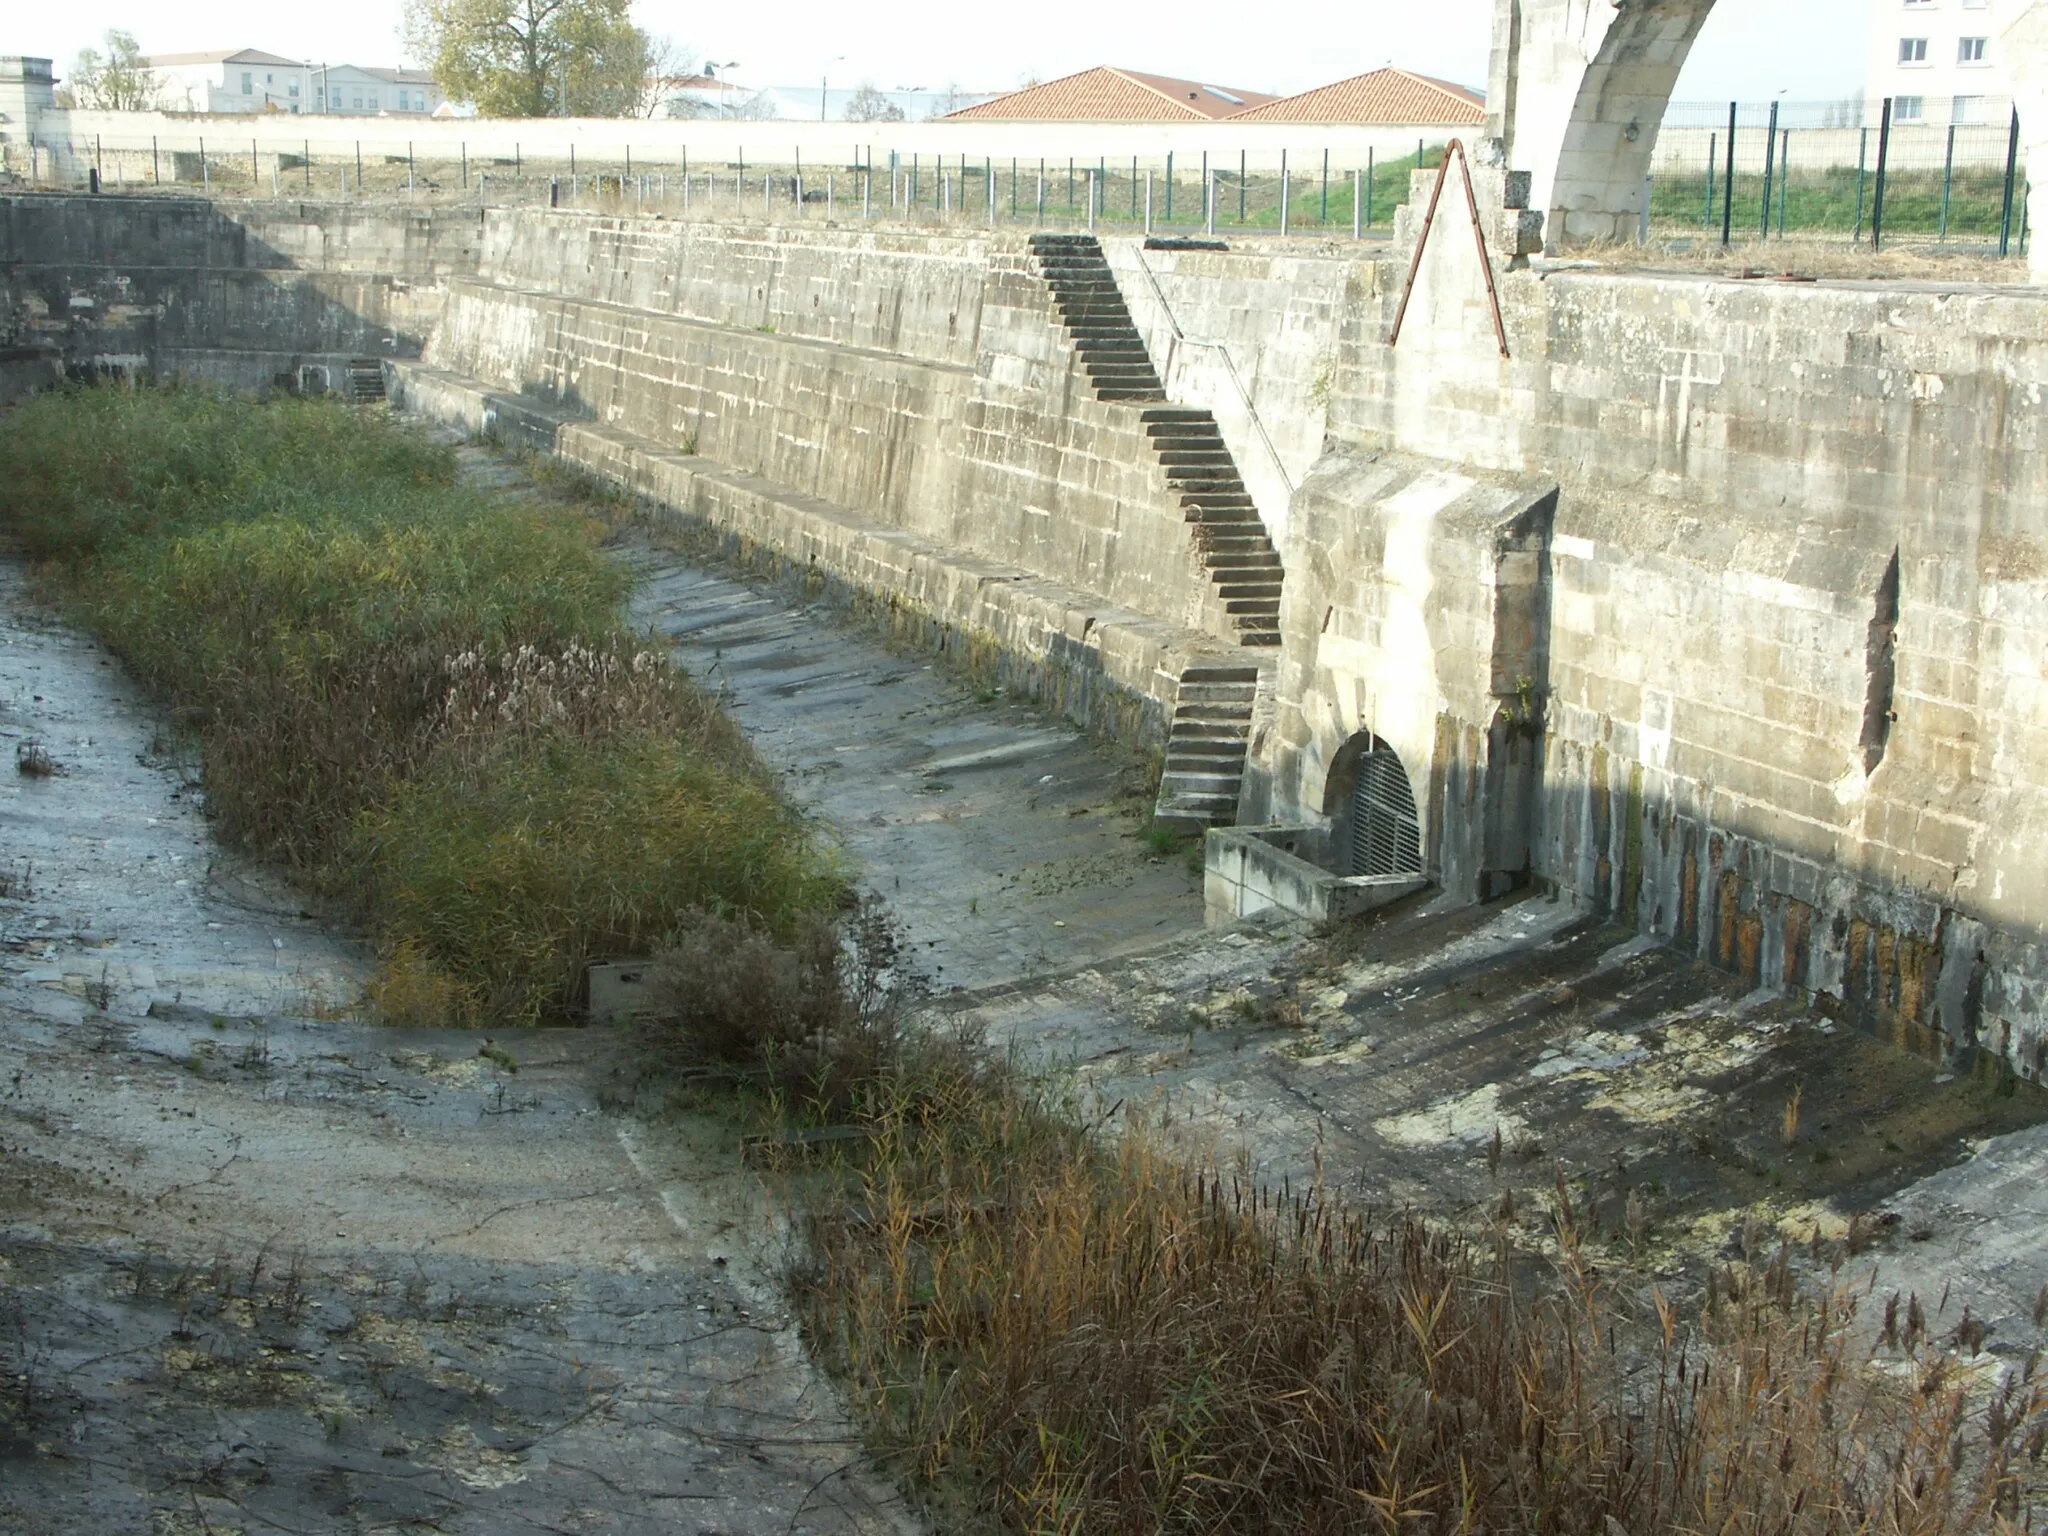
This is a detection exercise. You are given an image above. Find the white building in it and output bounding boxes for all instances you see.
[144,49,312,114]
[309,64,445,117]
[1865,0,2014,127]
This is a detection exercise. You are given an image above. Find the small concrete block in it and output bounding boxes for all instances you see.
[588,960,657,1023]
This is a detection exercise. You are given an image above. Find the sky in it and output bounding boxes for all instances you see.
[16,0,1872,106]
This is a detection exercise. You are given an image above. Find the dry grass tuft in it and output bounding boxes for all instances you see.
[797,1063,2048,1534]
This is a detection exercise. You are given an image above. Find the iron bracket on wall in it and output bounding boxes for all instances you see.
[1387,138,1511,360]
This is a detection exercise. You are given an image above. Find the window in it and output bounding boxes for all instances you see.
[352,91,363,109]
[367,91,379,110]
[1898,36,1929,63]
[1895,95,1926,122]
[1953,94,1986,122]
[288,81,299,98]
[1959,36,1988,63]
[397,90,409,110]
[241,71,253,93]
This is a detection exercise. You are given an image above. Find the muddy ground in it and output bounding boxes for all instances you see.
[7,438,2048,1531]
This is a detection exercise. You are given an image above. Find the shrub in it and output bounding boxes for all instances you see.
[356,732,838,1027]
[622,901,918,1122]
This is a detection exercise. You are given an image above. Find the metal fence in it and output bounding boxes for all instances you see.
[7,129,1468,240]
[1651,97,2029,251]
[9,109,2033,256]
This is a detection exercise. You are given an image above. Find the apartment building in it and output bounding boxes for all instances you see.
[144,49,311,114]
[309,65,445,116]
[1865,0,2013,126]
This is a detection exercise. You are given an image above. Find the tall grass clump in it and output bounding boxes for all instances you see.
[0,384,835,1022]
[795,1071,2048,1534]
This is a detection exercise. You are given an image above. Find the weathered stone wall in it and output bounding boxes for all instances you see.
[8,188,2048,1076]
[0,194,477,394]
[429,213,1227,635]
[1255,214,2048,1076]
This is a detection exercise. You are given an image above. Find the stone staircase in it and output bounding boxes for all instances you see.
[1028,232,1167,402]
[1026,234,1282,650]
[1142,405,1282,648]
[1156,662,1262,826]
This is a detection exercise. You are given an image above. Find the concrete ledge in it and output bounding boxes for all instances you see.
[389,359,1247,751]
[1205,824,1426,927]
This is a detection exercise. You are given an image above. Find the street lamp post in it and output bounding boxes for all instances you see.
[820,56,844,121]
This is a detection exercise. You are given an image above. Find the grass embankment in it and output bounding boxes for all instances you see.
[0,385,836,1023]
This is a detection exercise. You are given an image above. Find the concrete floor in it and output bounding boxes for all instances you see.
[626,545,1207,995]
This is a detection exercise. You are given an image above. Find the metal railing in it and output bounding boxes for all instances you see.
[1125,245,1296,498]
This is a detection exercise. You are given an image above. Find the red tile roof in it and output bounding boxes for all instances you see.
[1228,68,1484,125]
[947,66,1276,122]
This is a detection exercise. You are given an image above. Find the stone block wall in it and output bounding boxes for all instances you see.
[11,189,2048,1074]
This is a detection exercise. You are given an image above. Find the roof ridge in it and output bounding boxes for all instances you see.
[1106,65,1207,120]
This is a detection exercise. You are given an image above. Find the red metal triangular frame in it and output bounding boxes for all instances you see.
[1386,138,1512,359]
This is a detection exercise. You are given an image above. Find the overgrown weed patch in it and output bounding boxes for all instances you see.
[0,385,836,1022]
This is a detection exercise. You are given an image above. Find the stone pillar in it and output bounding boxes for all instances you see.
[1997,2,2048,281]
[1488,0,1719,250]
[0,57,58,171]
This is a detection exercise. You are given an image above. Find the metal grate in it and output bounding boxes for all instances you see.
[1349,743,1421,878]
[345,359,386,404]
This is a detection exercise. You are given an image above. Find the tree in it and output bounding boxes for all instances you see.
[843,82,903,123]
[70,30,162,112]
[925,81,971,120]
[637,35,698,119]
[403,0,657,117]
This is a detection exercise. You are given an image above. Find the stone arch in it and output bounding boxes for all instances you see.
[1490,0,1721,247]
[1323,731,1425,879]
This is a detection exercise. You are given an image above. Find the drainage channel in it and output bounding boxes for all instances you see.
[622,544,1208,994]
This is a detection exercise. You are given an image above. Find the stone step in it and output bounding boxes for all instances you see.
[1157,450,1236,467]
[1166,468,1245,488]
[1218,582,1285,601]
[1148,427,1225,444]
[1176,701,1253,723]
[1174,681,1259,706]
[1187,511,1262,529]
[1224,595,1281,614]
[1167,735,1250,758]
[1097,388,1169,402]
[1156,794,1241,825]
[1087,359,1159,374]
[1207,558,1284,578]
[1239,633,1282,648]
[1140,405,1213,422]
[1179,664,1261,684]
[1161,776,1243,803]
